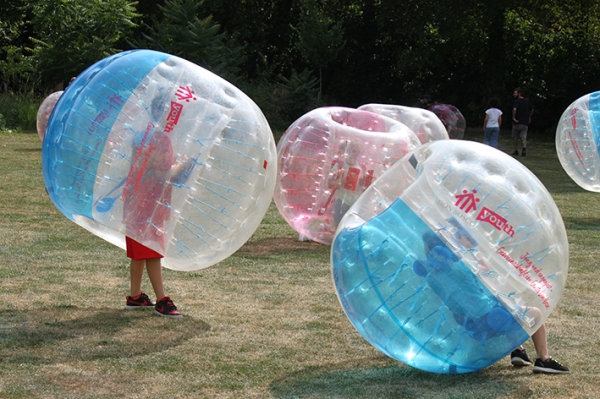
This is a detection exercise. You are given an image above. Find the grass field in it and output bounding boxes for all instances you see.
[1,129,599,399]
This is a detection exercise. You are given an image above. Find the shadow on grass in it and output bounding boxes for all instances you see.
[269,356,527,399]
[235,237,330,257]
[13,147,41,153]
[563,217,600,231]
[0,307,210,364]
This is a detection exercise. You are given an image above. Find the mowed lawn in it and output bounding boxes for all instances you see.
[1,130,599,399]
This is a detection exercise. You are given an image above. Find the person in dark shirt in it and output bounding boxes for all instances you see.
[511,88,534,157]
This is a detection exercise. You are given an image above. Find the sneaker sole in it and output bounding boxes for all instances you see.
[511,357,532,367]
[154,309,183,318]
[533,366,570,374]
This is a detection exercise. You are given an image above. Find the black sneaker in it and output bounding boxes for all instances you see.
[521,148,527,157]
[125,292,155,309]
[511,348,532,367]
[532,358,570,374]
[154,296,182,318]
[512,150,519,156]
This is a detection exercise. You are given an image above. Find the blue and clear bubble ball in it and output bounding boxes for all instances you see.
[332,140,569,373]
[42,50,276,271]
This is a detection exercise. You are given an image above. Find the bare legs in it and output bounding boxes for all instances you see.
[531,323,549,360]
[129,258,166,300]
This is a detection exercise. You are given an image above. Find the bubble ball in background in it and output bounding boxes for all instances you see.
[555,91,600,192]
[274,107,422,245]
[332,140,569,374]
[428,103,466,139]
[358,103,449,144]
[36,91,63,141]
[42,49,277,271]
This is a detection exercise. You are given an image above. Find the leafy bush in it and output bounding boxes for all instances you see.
[0,93,41,132]
[236,73,319,139]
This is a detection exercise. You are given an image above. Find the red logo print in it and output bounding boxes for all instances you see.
[176,86,197,102]
[454,189,480,213]
[162,86,197,134]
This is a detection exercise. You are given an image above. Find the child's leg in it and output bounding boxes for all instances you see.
[531,323,549,360]
[146,257,166,300]
[130,258,146,296]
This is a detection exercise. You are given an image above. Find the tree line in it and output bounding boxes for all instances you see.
[1,0,599,134]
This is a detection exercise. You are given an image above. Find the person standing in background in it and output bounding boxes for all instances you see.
[483,97,502,148]
[511,88,534,157]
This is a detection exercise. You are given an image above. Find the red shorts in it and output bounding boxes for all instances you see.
[126,236,164,260]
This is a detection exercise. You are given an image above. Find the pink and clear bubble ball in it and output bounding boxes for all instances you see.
[358,103,449,144]
[36,91,63,141]
[428,103,466,139]
[274,106,422,245]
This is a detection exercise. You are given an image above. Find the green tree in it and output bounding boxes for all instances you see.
[200,0,301,81]
[294,0,345,102]
[134,0,243,82]
[275,68,319,120]
[0,46,35,93]
[0,0,35,93]
[503,1,600,131]
[29,0,139,89]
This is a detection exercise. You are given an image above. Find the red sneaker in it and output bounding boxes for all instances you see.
[154,296,182,318]
[125,292,155,309]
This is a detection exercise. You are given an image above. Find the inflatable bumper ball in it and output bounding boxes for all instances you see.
[274,107,422,245]
[555,91,600,192]
[359,103,449,144]
[428,103,466,140]
[332,140,569,373]
[42,50,277,271]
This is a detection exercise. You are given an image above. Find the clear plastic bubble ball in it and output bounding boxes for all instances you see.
[358,103,449,144]
[555,91,600,192]
[428,103,466,139]
[274,107,422,245]
[36,91,63,141]
[42,50,277,271]
[332,140,569,373]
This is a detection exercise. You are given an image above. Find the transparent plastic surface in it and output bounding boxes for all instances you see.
[555,91,600,192]
[36,91,63,141]
[274,107,421,244]
[332,140,569,373]
[358,103,449,144]
[428,104,466,139]
[42,50,277,271]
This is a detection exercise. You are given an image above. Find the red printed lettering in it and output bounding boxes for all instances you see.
[497,247,551,308]
[568,130,585,167]
[164,101,184,133]
[476,207,515,237]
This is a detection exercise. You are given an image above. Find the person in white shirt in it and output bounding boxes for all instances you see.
[483,97,503,148]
